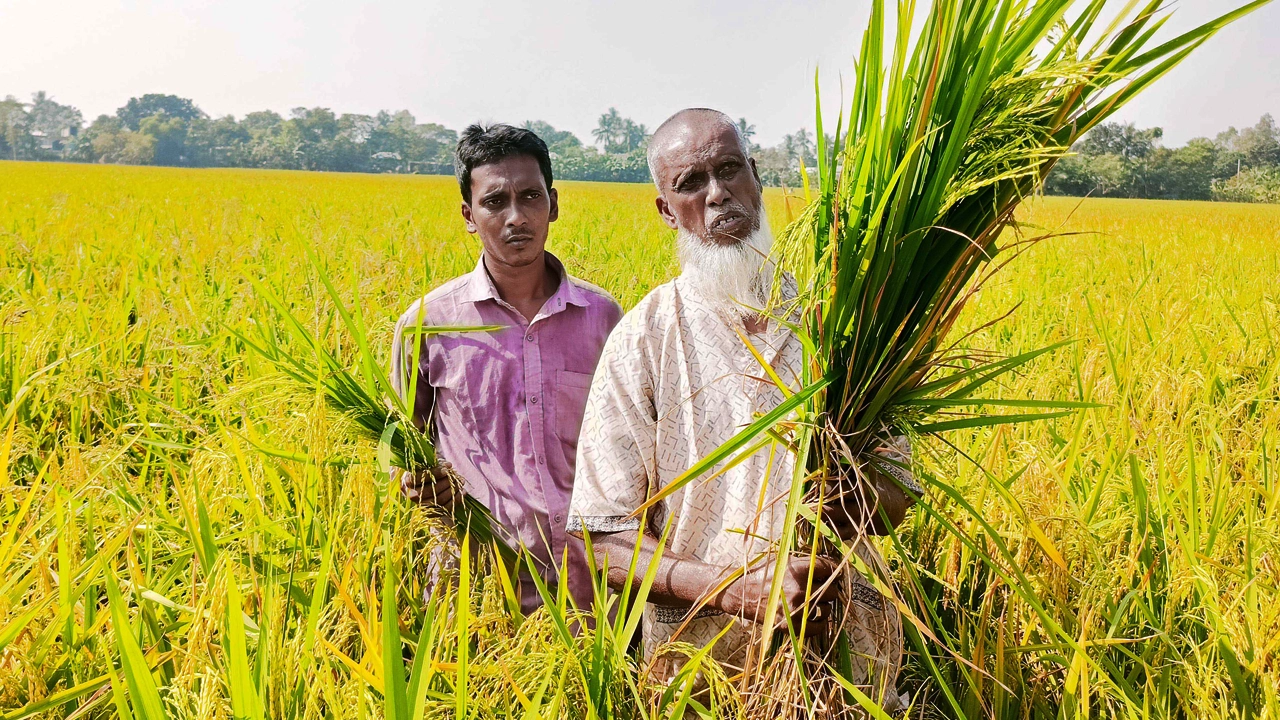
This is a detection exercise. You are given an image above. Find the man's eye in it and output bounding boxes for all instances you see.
[678,176,704,192]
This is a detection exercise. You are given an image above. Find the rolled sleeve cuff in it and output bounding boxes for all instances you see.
[565,514,642,536]
[879,461,924,496]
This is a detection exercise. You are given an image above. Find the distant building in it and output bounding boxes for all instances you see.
[31,125,78,153]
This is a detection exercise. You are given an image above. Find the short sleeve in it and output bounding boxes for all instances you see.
[567,314,658,536]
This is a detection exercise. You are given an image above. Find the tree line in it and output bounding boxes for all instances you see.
[1,90,1275,202]
[1044,115,1280,204]
[0,92,461,175]
[0,91,831,188]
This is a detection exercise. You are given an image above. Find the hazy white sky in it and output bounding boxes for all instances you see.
[1,0,1276,147]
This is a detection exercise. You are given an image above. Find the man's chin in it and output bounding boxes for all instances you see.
[705,231,749,247]
[486,241,545,268]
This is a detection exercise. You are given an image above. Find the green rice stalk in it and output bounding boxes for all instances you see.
[105,570,170,720]
[225,569,266,720]
[745,0,1271,715]
[234,264,514,561]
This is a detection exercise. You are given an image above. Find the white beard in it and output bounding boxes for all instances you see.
[677,216,775,321]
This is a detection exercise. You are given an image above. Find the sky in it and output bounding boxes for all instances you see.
[1,0,1276,148]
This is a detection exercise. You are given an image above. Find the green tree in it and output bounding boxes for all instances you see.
[288,107,340,170]
[186,115,251,167]
[1077,122,1163,160]
[522,120,581,151]
[753,145,799,188]
[81,114,155,165]
[620,119,648,153]
[1042,153,1097,196]
[1233,114,1280,169]
[1213,166,1280,203]
[1044,153,1131,197]
[589,109,647,154]
[1143,139,1219,200]
[117,94,206,131]
[140,114,190,165]
[0,95,33,160]
[28,91,82,158]
[592,107,622,151]
[242,110,284,135]
[232,110,296,169]
[74,115,120,162]
[783,129,816,167]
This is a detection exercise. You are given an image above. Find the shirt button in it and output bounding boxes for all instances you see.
[538,457,545,465]
[526,334,534,342]
[554,514,563,524]
[530,396,538,404]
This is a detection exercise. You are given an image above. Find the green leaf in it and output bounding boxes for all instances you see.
[382,533,409,720]
[454,534,470,720]
[912,411,1074,434]
[104,571,170,720]
[898,398,1105,409]
[407,590,441,720]
[224,571,264,720]
[0,674,110,720]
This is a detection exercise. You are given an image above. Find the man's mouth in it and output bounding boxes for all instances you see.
[505,234,534,245]
[709,211,749,235]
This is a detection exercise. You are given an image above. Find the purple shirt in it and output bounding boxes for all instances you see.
[391,252,622,612]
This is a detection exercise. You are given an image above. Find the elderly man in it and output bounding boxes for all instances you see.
[567,108,917,707]
[393,123,622,613]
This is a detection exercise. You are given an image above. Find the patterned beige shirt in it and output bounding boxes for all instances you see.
[568,273,907,692]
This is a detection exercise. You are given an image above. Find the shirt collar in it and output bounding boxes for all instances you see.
[459,251,590,310]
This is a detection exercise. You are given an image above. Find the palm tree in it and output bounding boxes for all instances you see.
[622,119,649,153]
[736,117,757,149]
[592,108,622,151]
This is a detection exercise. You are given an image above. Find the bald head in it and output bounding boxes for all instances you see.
[647,108,751,186]
[647,107,764,246]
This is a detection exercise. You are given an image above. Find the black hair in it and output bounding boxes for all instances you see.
[454,123,554,204]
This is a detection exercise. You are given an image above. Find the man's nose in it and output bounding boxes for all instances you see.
[505,205,529,227]
[706,176,731,206]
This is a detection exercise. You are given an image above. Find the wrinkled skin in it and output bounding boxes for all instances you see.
[649,113,764,246]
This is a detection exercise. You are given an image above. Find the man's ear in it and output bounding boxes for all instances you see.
[461,201,478,234]
[749,157,763,190]
[548,187,559,223]
[655,194,679,230]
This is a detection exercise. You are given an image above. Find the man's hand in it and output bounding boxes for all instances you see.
[817,443,918,540]
[819,485,871,542]
[717,556,841,635]
[399,461,457,510]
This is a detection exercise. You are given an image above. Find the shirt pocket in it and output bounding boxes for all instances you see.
[555,370,595,450]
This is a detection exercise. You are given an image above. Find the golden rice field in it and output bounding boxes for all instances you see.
[1,160,1278,719]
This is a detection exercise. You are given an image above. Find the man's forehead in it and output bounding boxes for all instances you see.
[653,122,743,174]
[471,156,546,191]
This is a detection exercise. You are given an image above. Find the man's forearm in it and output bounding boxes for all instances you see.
[593,531,731,611]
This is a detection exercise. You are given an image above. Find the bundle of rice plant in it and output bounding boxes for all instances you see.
[767,0,1270,714]
[235,265,513,559]
[645,0,1269,715]
[781,0,1267,490]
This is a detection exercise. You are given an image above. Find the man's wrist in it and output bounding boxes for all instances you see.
[707,565,742,616]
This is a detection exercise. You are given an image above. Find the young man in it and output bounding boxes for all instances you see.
[392,124,622,613]
[567,109,918,708]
